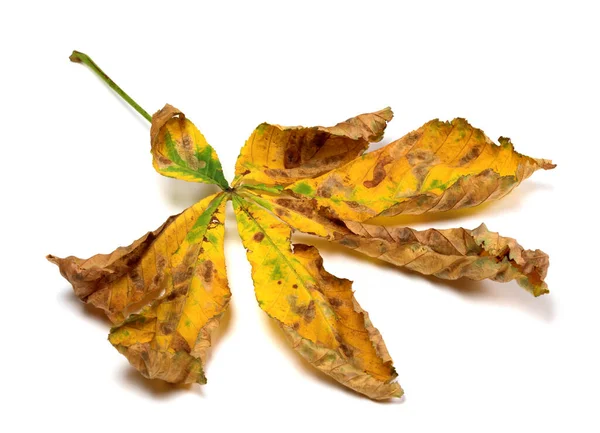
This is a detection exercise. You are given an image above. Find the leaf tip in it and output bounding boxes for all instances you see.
[532,283,550,297]
[46,254,60,265]
[393,387,405,399]
[537,159,557,170]
[379,106,394,121]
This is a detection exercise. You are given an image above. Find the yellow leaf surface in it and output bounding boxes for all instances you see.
[287,118,555,221]
[243,190,549,296]
[233,195,402,400]
[108,193,230,384]
[233,108,393,187]
[150,104,229,189]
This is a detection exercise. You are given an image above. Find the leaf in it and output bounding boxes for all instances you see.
[55,53,557,400]
[150,104,229,189]
[232,195,402,400]
[287,118,555,221]
[242,190,549,296]
[233,107,393,187]
[108,193,230,384]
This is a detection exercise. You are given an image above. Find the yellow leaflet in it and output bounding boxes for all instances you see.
[232,194,402,399]
[107,193,230,384]
[241,190,549,296]
[150,104,228,188]
[233,107,393,187]
[288,118,555,221]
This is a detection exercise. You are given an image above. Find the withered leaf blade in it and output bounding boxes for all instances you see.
[48,217,179,324]
[150,104,229,189]
[233,195,402,400]
[287,118,555,221]
[233,107,393,187]
[108,193,230,384]
[244,190,549,296]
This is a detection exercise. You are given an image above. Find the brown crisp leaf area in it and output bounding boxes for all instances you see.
[48,217,178,324]
[51,101,554,400]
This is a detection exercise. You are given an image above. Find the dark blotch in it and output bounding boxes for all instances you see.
[340,343,353,357]
[363,155,394,188]
[160,322,174,335]
[304,300,316,323]
[202,260,214,283]
[329,297,343,307]
[253,232,265,242]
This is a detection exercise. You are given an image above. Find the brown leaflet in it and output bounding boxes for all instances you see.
[341,221,549,296]
[243,190,549,296]
[47,217,177,324]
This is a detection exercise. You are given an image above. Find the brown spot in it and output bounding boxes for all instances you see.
[253,232,265,242]
[329,297,343,307]
[165,286,187,301]
[317,184,332,198]
[340,343,353,357]
[311,131,329,150]
[182,134,192,150]
[170,333,191,353]
[284,148,301,168]
[303,300,316,323]
[321,153,347,165]
[363,155,394,188]
[292,322,300,331]
[202,260,214,283]
[403,131,422,147]
[277,280,282,285]
[275,197,316,217]
[407,149,435,167]
[241,169,251,175]
[160,322,174,335]
[157,155,172,166]
[293,284,298,289]
[274,207,290,218]
[337,236,359,249]
[458,144,483,165]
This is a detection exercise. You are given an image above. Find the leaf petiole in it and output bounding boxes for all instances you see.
[69,50,152,123]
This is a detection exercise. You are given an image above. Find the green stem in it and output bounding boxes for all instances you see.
[70,50,152,123]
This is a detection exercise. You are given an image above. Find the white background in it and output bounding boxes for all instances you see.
[2,1,599,432]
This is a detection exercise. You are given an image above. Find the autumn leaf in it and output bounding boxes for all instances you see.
[49,51,555,400]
